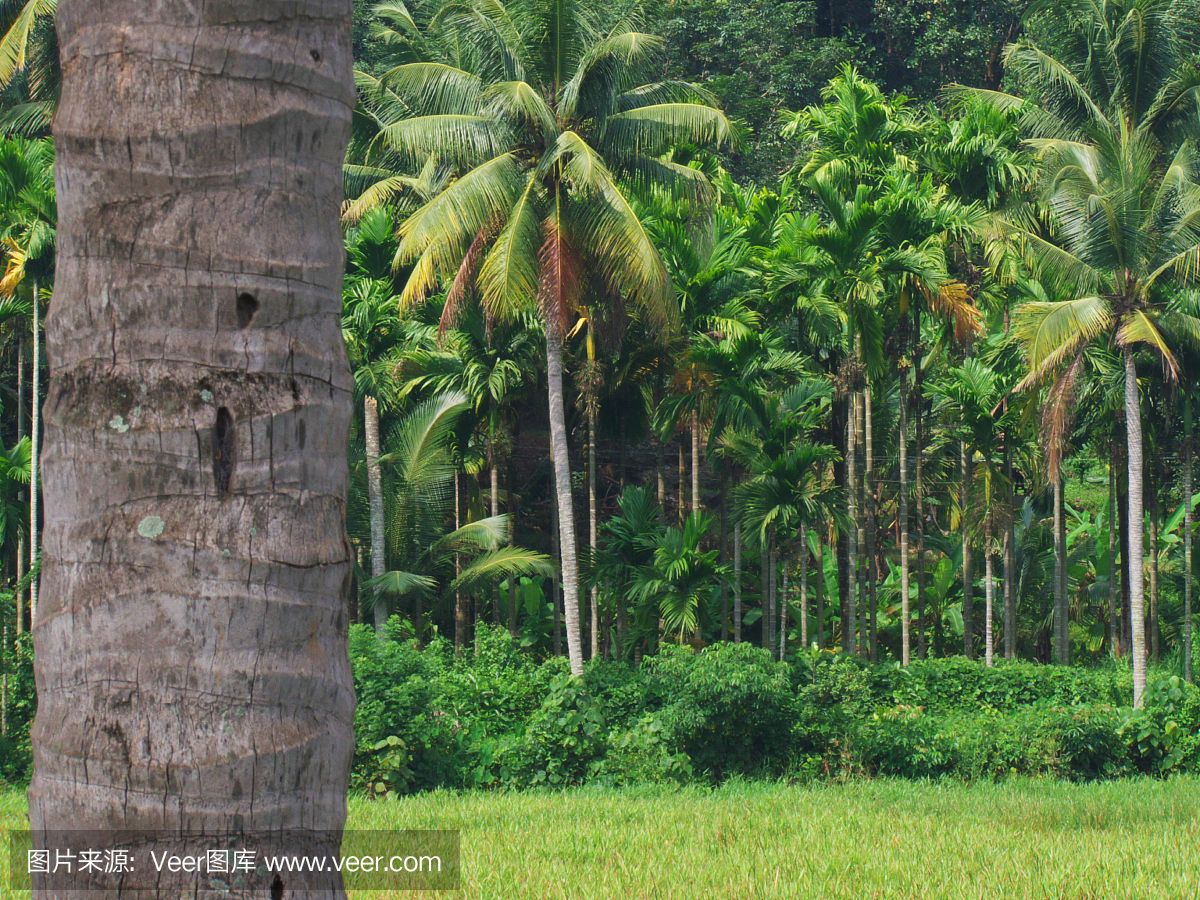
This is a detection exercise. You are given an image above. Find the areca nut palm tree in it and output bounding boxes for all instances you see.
[31,3,357,895]
[374,0,732,675]
[0,135,54,627]
[984,0,1200,705]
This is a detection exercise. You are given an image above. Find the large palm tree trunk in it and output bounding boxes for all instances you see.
[547,328,584,675]
[365,396,387,634]
[31,3,357,895]
[1126,349,1147,705]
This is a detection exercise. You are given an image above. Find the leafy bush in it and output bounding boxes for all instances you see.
[874,657,1131,713]
[594,714,693,786]
[1120,676,1200,774]
[646,643,798,779]
[499,673,607,787]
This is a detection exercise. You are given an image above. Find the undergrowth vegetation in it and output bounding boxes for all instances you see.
[350,622,1200,795]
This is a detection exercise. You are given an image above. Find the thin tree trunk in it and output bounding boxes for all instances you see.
[455,471,465,654]
[719,476,729,642]
[779,551,789,661]
[816,527,826,649]
[29,280,38,622]
[1126,348,1147,706]
[1150,495,1160,663]
[856,390,867,655]
[365,395,387,634]
[678,440,686,524]
[1109,451,1120,657]
[32,6,356,891]
[691,407,701,514]
[846,396,858,654]
[1054,470,1064,663]
[914,318,928,661]
[15,333,24,635]
[733,519,743,643]
[656,436,666,525]
[868,386,878,662]
[551,479,562,657]
[491,463,500,640]
[865,385,877,662]
[985,536,995,667]
[800,523,809,649]
[900,365,910,665]
[961,440,973,659]
[547,327,584,674]
[763,532,772,652]
[588,402,598,660]
[1004,440,1016,660]
[1059,462,1069,665]
[1186,397,1194,683]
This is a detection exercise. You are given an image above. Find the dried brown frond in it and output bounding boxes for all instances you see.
[922,280,983,344]
[537,219,581,341]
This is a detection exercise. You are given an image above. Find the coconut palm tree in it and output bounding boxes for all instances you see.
[371,0,731,674]
[985,0,1200,704]
[362,391,554,635]
[30,4,358,893]
[0,0,58,135]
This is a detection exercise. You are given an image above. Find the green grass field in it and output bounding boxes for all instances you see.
[3,778,1199,898]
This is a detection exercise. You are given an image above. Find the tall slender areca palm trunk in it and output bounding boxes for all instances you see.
[1185,397,1194,683]
[32,3,357,894]
[846,394,859,654]
[1053,471,1065,663]
[547,328,584,675]
[899,366,911,665]
[865,385,877,662]
[961,441,973,659]
[733,518,743,642]
[16,332,24,634]
[588,397,599,660]
[29,279,38,622]
[799,522,809,648]
[985,530,995,667]
[1004,443,1016,660]
[1126,349,1148,705]
[365,396,387,634]
[691,407,701,514]
[1109,453,1120,656]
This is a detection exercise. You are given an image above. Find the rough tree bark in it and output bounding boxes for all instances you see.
[31,2,357,896]
[547,327,584,675]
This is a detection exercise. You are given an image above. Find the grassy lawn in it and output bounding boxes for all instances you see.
[3,778,1199,898]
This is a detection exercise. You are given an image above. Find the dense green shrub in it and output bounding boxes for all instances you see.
[498,673,607,787]
[646,643,798,779]
[0,632,36,785]
[1120,676,1200,774]
[593,714,693,786]
[872,657,1131,713]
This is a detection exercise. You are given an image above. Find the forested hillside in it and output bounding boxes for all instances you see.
[3,0,1200,793]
